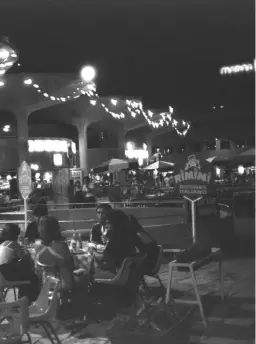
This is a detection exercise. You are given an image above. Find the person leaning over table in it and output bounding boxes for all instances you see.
[0,223,40,303]
[127,214,159,275]
[92,210,137,279]
[25,203,48,243]
[89,203,113,244]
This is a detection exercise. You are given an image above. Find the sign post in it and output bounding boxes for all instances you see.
[18,161,32,232]
[174,154,215,243]
[183,195,202,243]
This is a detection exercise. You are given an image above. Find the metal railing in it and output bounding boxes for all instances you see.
[0,199,187,238]
[46,199,185,210]
[0,217,186,234]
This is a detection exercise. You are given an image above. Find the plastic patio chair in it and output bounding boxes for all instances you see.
[0,272,30,302]
[0,296,31,344]
[93,257,149,328]
[93,257,143,286]
[29,276,61,344]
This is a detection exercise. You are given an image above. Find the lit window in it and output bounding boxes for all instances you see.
[71,142,76,154]
[31,164,39,171]
[2,124,11,132]
[53,153,63,166]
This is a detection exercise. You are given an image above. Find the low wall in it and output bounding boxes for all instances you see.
[0,206,186,235]
[50,206,186,231]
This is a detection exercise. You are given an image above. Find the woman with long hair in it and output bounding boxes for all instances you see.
[93,210,137,278]
[34,216,89,318]
[35,216,88,290]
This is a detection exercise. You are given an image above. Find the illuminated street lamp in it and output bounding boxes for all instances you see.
[80,65,96,83]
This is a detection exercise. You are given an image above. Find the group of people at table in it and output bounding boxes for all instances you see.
[0,203,159,316]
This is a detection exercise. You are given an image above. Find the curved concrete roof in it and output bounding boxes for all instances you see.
[0,73,174,133]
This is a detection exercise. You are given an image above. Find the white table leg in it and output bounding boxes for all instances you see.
[165,263,174,304]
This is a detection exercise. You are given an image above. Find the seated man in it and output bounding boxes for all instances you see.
[90,203,113,245]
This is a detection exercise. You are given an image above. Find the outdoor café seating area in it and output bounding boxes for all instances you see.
[0,225,226,344]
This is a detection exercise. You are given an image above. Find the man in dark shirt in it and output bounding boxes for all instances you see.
[25,204,48,243]
[90,203,112,244]
[128,214,159,274]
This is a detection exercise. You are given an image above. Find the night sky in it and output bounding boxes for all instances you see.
[0,0,255,118]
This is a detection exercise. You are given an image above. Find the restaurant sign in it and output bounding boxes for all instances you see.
[174,154,214,197]
[18,161,32,199]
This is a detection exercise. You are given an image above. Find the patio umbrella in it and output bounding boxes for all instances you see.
[144,160,174,171]
[206,156,229,163]
[228,148,255,166]
[93,158,129,173]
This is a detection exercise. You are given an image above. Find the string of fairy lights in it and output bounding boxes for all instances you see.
[21,76,191,136]
[0,39,191,136]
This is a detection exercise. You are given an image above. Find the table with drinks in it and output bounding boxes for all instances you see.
[22,232,105,273]
[66,233,106,272]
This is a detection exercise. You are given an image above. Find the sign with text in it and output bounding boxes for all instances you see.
[18,161,32,199]
[174,154,215,197]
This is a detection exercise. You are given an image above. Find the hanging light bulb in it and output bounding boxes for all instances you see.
[24,78,33,85]
[80,65,96,83]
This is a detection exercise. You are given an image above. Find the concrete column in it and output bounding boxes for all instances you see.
[77,119,89,176]
[16,109,29,165]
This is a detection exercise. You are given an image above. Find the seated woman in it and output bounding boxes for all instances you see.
[34,216,89,291]
[128,215,159,275]
[0,223,40,303]
[34,216,89,318]
[92,210,137,279]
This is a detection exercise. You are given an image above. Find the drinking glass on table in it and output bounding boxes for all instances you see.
[82,241,89,253]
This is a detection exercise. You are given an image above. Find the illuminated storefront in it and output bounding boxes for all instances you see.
[125,142,149,166]
[28,138,76,169]
[0,137,77,192]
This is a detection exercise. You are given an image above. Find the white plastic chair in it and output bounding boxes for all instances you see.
[0,296,31,344]
[0,272,30,302]
[29,276,60,344]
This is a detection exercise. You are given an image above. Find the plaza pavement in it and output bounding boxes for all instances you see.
[6,255,254,344]
[4,209,255,343]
